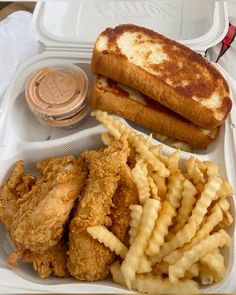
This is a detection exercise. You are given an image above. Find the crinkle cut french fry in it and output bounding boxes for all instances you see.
[87,225,127,258]
[163,248,181,265]
[203,161,219,177]
[129,205,143,245]
[153,219,198,264]
[187,175,222,228]
[217,211,233,229]
[93,110,232,290]
[132,158,150,204]
[101,132,114,146]
[188,176,223,224]
[91,110,123,139]
[216,181,234,198]
[195,159,207,174]
[121,199,161,289]
[186,157,205,185]
[199,250,226,282]
[150,145,169,165]
[167,149,181,173]
[199,249,224,285]
[129,132,169,178]
[215,197,230,212]
[215,198,233,229]
[110,261,199,294]
[148,176,159,200]
[184,263,199,280]
[134,273,199,294]
[137,255,152,274]
[168,229,231,283]
[195,182,204,193]
[146,201,175,256]
[92,111,169,177]
[154,176,223,263]
[151,173,167,198]
[164,204,223,265]
[110,261,125,286]
[224,210,233,226]
[171,179,197,234]
[165,172,184,210]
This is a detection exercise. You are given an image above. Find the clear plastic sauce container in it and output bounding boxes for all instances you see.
[25,65,89,128]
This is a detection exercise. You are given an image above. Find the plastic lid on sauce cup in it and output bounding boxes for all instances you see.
[25,65,88,124]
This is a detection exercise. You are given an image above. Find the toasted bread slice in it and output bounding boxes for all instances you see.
[90,76,219,149]
[91,24,232,129]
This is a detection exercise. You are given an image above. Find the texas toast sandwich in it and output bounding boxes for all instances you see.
[91,24,232,131]
[90,76,218,149]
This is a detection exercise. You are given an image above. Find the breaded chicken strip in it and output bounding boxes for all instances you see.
[10,156,87,253]
[8,239,70,279]
[110,165,139,244]
[67,136,129,281]
[0,161,36,231]
[22,239,70,278]
[0,161,69,278]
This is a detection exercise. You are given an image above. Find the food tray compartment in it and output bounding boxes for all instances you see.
[0,56,101,162]
[0,115,235,293]
[0,51,236,292]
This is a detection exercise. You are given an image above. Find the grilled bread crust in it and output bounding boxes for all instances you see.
[90,76,219,149]
[91,24,232,129]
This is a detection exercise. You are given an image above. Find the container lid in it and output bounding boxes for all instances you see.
[33,0,228,53]
[25,65,88,120]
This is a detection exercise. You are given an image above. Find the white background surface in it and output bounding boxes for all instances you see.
[0,11,41,99]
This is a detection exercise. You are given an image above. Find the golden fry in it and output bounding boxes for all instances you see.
[169,230,231,282]
[87,225,128,258]
[129,205,143,245]
[146,201,175,256]
[132,158,150,204]
[121,199,161,289]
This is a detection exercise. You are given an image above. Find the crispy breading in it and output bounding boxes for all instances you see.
[22,239,70,279]
[10,156,87,252]
[0,161,36,231]
[67,137,130,281]
[110,165,139,244]
[8,239,70,279]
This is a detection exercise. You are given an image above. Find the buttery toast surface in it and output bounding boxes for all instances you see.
[91,24,232,129]
[90,76,218,149]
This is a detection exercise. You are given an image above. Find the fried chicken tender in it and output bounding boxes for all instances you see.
[8,239,69,279]
[10,156,87,253]
[110,165,139,244]
[0,161,36,231]
[67,136,130,281]
[22,239,70,278]
[0,160,70,278]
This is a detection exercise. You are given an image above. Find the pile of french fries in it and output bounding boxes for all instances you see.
[88,110,234,294]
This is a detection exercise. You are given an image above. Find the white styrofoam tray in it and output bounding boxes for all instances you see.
[0,0,235,292]
[0,50,235,292]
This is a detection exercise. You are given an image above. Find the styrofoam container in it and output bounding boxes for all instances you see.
[0,0,235,293]
[34,0,228,53]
